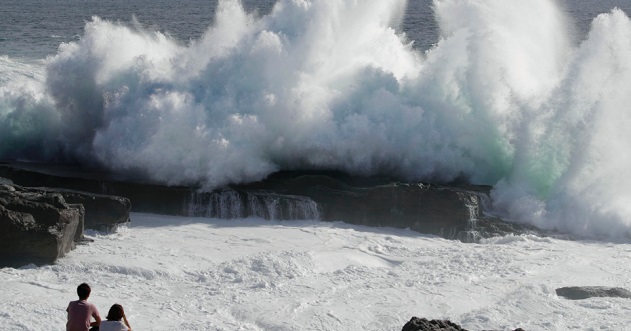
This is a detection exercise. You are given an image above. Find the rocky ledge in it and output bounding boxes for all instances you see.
[0,179,130,267]
[401,317,526,331]
[0,163,544,242]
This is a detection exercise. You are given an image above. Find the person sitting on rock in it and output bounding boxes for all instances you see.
[66,283,101,331]
[99,304,132,331]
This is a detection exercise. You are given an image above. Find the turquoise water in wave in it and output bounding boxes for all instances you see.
[1,0,631,239]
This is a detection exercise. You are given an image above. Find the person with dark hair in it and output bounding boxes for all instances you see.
[99,304,132,331]
[66,283,101,331]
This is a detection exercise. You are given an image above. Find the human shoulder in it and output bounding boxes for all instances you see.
[100,320,128,331]
[67,299,84,308]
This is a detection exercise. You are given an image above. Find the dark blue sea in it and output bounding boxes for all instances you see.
[2,0,629,59]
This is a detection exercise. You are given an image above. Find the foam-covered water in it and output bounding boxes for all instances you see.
[1,0,631,239]
[2,213,631,330]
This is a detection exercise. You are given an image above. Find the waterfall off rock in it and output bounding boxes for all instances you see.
[0,163,542,242]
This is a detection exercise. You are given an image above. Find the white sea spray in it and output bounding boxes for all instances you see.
[0,0,630,239]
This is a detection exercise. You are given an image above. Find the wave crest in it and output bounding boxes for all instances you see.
[1,0,630,238]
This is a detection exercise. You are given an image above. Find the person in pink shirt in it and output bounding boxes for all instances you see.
[66,283,101,331]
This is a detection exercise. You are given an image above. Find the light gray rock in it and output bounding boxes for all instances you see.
[556,286,631,300]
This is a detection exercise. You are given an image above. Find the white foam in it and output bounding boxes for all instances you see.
[1,0,631,238]
[491,8,631,239]
[1,213,631,330]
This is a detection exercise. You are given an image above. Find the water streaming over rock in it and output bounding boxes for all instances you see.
[186,189,320,220]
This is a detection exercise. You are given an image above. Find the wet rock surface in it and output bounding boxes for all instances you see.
[556,286,631,300]
[0,182,83,267]
[0,162,543,242]
[401,317,525,331]
[33,188,131,232]
[240,172,543,241]
[0,179,130,267]
[402,317,467,331]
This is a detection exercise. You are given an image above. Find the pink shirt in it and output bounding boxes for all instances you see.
[66,300,100,331]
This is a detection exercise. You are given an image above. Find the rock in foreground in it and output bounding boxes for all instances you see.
[0,180,130,267]
[401,317,526,331]
[402,317,467,331]
[0,183,83,267]
[33,188,131,232]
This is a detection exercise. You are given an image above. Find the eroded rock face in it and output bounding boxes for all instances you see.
[0,163,543,241]
[232,172,542,241]
[402,317,467,331]
[189,178,499,241]
[0,184,83,267]
[0,181,131,267]
[401,317,526,331]
[31,188,131,232]
[556,286,631,300]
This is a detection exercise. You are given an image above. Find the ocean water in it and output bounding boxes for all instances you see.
[2,0,631,240]
[1,0,631,239]
[2,2,631,329]
[1,213,631,330]
[0,0,631,240]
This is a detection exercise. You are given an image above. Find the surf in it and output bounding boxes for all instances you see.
[1,0,630,239]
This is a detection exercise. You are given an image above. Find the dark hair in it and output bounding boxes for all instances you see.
[106,304,125,321]
[77,283,91,300]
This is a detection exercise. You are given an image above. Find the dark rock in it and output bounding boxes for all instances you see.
[201,172,543,242]
[260,176,479,238]
[402,317,467,331]
[32,188,131,232]
[401,317,526,331]
[556,286,631,300]
[0,180,131,267]
[0,163,544,241]
[0,163,198,215]
[0,184,83,267]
